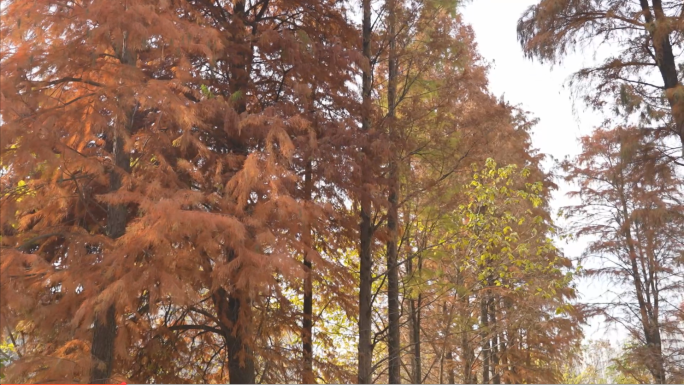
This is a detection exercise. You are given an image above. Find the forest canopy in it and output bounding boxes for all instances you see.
[0,0,682,384]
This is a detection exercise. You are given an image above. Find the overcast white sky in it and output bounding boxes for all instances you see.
[461,0,627,344]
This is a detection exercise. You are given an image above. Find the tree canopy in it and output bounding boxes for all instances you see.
[0,0,681,384]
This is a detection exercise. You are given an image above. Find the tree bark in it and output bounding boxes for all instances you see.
[213,286,256,384]
[639,0,684,157]
[617,178,667,384]
[357,0,374,382]
[91,131,129,384]
[481,293,490,384]
[458,273,475,385]
[643,228,667,385]
[407,255,422,384]
[90,303,117,384]
[90,42,136,383]
[445,350,455,385]
[302,158,315,384]
[408,296,422,384]
[358,203,373,384]
[386,0,400,381]
[229,0,251,115]
[440,302,455,385]
[218,2,256,382]
[489,297,500,384]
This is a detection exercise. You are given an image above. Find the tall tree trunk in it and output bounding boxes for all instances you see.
[220,2,256,382]
[461,304,475,384]
[489,297,500,384]
[302,87,317,383]
[440,302,454,385]
[481,293,490,384]
[302,158,315,384]
[502,296,515,382]
[90,302,117,384]
[90,40,137,383]
[385,0,400,382]
[639,0,684,157]
[459,276,475,385]
[357,0,374,382]
[213,285,256,384]
[644,232,667,385]
[445,350,455,385]
[616,171,667,384]
[499,338,508,384]
[498,297,510,383]
[90,131,129,383]
[408,296,422,384]
[407,254,422,384]
[358,205,373,384]
[229,0,251,115]
[625,234,666,383]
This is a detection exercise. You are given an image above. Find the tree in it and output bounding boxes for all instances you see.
[1,0,359,383]
[398,157,583,384]
[385,0,401,379]
[1,0,211,381]
[562,126,684,384]
[560,339,618,384]
[357,0,375,381]
[518,0,684,159]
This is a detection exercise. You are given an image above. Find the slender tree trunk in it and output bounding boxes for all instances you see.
[503,296,515,383]
[644,233,666,385]
[446,350,455,384]
[219,2,256,382]
[481,293,490,384]
[91,131,129,383]
[90,41,137,382]
[489,298,500,384]
[407,254,422,384]
[461,302,475,385]
[626,234,666,383]
[639,0,684,157]
[408,296,422,384]
[229,0,251,115]
[357,0,374,381]
[457,276,475,385]
[616,175,667,384]
[499,339,508,384]
[386,0,400,381]
[302,158,315,384]
[498,297,509,384]
[441,302,454,385]
[358,204,373,384]
[302,86,317,383]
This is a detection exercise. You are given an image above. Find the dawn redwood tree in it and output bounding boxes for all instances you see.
[0,0,216,382]
[562,126,684,384]
[357,0,376,381]
[1,0,359,383]
[519,1,684,383]
[385,0,401,379]
[518,0,684,159]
